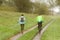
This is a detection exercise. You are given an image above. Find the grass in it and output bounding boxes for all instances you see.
[41,16,60,40]
[18,15,52,40]
[18,28,38,40]
[0,11,37,40]
[42,15,52,27]
[0,11,52,40]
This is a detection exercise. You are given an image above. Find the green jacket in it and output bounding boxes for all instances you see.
[36,15,43,22]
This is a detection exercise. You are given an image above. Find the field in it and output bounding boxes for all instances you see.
[41,16,60,40]
[0,11,37,40]
[18,15,52,40]
[0,11,53,40]
[0,1,60,40]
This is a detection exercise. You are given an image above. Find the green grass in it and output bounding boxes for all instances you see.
[0,11,37,40]
[18,15,52,40]
[18,28,38,40]
[0,11,52,40]
[41,16,60,40]
[42,15,52,27]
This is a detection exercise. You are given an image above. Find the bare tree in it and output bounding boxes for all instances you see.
[14,0,32,13]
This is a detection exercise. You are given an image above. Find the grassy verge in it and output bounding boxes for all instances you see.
[18,15,52,40]
[41,16,60,40]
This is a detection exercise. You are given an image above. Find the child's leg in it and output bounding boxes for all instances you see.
[21,24,24,34]
[39,22,42,33]
[38,22,42,33]
[38,22,40,33]
[21,24,23,33]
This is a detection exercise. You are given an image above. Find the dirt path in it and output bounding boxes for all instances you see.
[9,25,38,40]
[33,19,55,40]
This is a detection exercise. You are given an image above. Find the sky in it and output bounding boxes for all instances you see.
[52,6,59,13]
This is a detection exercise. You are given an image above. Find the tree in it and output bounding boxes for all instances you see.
[56,0,60,6]
[48,0,56,7]
[14,0,32,13]
[34,2,50,15]
[47,0,57,15]
[0,0,3,6]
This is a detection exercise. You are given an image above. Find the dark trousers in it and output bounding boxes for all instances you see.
[20,24,24,33]
[38,22,42,33]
